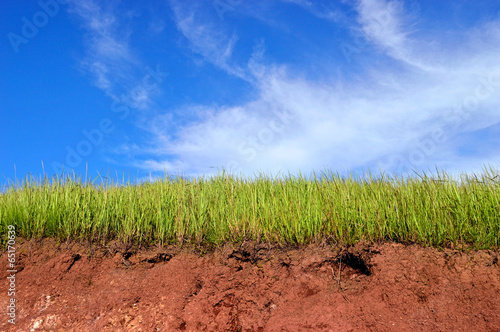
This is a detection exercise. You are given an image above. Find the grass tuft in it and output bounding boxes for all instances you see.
[1,165,499,249]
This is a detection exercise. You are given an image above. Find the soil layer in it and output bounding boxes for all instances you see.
[1,239,499,331]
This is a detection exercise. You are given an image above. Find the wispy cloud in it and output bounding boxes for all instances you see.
[99,0,500,179]
[68,0,141,101]
[281,0,348,24]
[149,18,166,34]
[355,0,437,71]
[169,0,248,81]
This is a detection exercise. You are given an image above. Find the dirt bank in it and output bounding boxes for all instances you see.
[0,239,499,331]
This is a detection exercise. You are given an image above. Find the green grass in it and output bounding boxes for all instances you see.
[1,166,499,249]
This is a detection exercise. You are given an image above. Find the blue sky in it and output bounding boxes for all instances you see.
[2,0,500,188]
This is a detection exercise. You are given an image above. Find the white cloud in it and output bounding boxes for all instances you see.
[120,0,500,179]
[69,0,142,103]
[132,67,422,176]
[355,0,439,71]
[169,0,249,81]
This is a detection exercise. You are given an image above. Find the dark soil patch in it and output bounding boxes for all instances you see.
[0,238,499,331]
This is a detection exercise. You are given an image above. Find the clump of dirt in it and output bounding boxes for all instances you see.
[0,238,499,331]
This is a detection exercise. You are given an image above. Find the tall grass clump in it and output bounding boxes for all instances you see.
[1,165,499,249]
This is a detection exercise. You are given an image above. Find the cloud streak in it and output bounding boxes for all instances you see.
[169,0,248,82]
[68,0,143,102]
[77,0,500,180]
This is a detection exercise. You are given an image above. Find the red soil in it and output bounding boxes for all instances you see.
[0,238,499,331]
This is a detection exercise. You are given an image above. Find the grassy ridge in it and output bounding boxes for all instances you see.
[1,167,499,249]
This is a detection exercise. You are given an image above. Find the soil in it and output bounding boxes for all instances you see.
[0,238,499,331]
